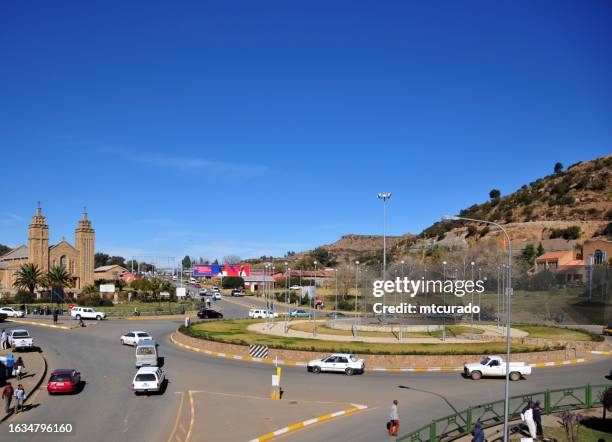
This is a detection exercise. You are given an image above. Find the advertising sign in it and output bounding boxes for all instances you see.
[176,287,187,298]
[192,264,251,277]
[99,284,116,293]
[192,264,221,277]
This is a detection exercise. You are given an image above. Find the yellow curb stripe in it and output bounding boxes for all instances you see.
[7,319,71,330]
[247,405,367,442]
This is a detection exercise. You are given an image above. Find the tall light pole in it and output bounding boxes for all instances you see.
[478,267,482,324]
[442,260,447,341]
[285,262,289,330]
[377,192,392,320]
[313,260,317,336]
[400,260,405,340]
[470,261,475,339]
[443,214,512,442]
[354,260,359,334]
[335,268,339,314]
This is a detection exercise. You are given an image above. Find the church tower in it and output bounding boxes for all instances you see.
[75,209,95,289]
[28,205,49,272]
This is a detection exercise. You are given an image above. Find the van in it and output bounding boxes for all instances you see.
[135,339,159,368]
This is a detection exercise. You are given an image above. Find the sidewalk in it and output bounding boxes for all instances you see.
[0,349,47,422]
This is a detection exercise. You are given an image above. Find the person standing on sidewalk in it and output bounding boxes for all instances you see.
[14,384,25,414]
[2,382,13,413]
[521,401,537,439]
[6,353,14,378]
[533,401,544,438]
[53,309,59,324]
[14,357,25,380]
[388,399,400,437]
[471,422,485,442]
[1,329,7,350]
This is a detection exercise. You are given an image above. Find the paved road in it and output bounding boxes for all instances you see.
[2,298,610,442]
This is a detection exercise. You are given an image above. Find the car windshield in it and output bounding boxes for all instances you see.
[135,373,156,382]
[50,374,72,382]
[136,333,150,338]
[137,347,155,355]
[12,331,29,338]
[481,357,491,365]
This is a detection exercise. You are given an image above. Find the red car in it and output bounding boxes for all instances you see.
[47,369,81,394]
[194,283,201,288]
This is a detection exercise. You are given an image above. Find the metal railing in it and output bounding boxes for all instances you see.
[398,383,611,441]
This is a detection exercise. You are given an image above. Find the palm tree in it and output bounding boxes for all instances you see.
[46,265,74,303]
[14,263,44,296]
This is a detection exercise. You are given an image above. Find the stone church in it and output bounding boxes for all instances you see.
[0,206,95,292]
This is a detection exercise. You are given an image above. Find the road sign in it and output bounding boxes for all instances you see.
[68,304,74,310]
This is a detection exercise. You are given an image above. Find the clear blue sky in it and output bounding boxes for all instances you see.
[1,1,611,262]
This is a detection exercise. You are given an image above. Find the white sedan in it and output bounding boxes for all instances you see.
[0,307,25,318]
[307,353,365,376]
[120,331,152,346]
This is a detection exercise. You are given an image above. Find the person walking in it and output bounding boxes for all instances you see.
[533,401,544,438]
[521,401,537,439]
[388,399,400,437]
[1,329,7,350]
[14,384,25,414]
[471,422,485,442]
[6,353,14,378]
[2,382,13,414]
[14,357,25,380]
[53,308,59,324]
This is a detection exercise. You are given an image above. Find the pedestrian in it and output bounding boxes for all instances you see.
[471,422,485,442]
[388,399,400,436]
[0,329,7,350]
[53,309,58,324]
[184,316,191,328]
[533,401,544,438]
[14,357,25,380]
[521,401,537,439]
[14,384,25,414]
[2,382,13,414]
[6,353,14,378]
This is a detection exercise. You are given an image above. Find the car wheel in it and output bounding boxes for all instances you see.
[510,372,521,381]
[120,339,125,345]
[470,371,482,380]
[96,315,101,320]
[312,366,321,374]
[76,314,81,320]
[345,368,355,376]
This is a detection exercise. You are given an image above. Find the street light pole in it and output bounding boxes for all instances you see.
[377,192,391,320]
[443,215,512,442]
[335,268,338,314]
[470,261,475,339]
[354,260,359,336]
[313,260,317,336]
[442,261,447,341]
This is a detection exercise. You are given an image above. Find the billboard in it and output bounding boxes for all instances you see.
[191,264,251,277]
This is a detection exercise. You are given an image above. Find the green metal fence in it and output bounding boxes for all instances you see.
[398,383,611,441]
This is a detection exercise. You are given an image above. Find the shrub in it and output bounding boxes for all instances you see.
[14,290,35,304]
[549,226,581,240]
[221,276,244,289]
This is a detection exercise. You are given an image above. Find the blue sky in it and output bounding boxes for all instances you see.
[1,1,611,262]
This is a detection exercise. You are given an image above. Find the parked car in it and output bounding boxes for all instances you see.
[194,283,202,288]
[8,329,34,351]
[212,292,222,301]
[290,285,301,290]
[47,368,81,394]
[120,331,152,346]
[463,356,532,381]
[70,307,106,321]
[132,366,165,395]
[326,312,347,318]
[248,309,278,319]
[290,309,311,318]
[197,308,223,319]
[307,353,365,375]
[0,312,6,322]
[0,307,25,318]
[602,325,612,336]
[231,289,243,297]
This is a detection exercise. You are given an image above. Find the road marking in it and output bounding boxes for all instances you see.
[588,350,612,356]
[371,367,463,372]
[167,391,185,442]
[247,404,368,442]
[186,391,195,442]
[529,358,587,368]
[6,319,71,330]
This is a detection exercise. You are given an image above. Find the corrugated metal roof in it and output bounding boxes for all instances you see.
[0,245,28,260]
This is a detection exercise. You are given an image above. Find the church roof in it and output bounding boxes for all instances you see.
[0,245,28,261]
[49,239,77,251]
[94,265,128,272]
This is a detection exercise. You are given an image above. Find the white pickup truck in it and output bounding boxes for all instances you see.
[9,329,34,351]
[464,355,531,381]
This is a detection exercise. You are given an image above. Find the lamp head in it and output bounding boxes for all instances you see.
[377,192,392,200]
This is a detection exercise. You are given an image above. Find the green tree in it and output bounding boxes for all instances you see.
[13,263,44,296]
[182,255,192,269]
[310,247,336,267]
[221,276,244,289]
[125,259,138,271]
[521,243,537,265]
[107,256,126,267]
[489,189,501,200]
[0,243,11,256]
[46,265,74,302]
[554,162,564,174]
[536,242,545,256]
[94,252,110,267]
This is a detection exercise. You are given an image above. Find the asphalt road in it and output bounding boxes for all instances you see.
[1,297,610,442]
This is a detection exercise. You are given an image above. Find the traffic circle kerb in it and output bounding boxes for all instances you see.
[247,403,368,442]
[6,318,71,331]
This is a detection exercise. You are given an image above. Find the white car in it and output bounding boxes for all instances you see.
[120,331,152,346]
[0,307,25,318]
[307,353,365,376]
[70,307,106,321]
[8,329,34,350]
[248,309,278,319]
[132,366,165,394]
[212,292,221,301]
[463,355,532,381]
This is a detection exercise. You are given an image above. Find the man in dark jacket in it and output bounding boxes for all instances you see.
[471,423,485,442]
[533,401,543,437]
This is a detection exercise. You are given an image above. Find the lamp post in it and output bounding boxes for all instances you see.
[400,260,405,341]
[354,260,359,336]
[285,262,289,331]
[313,260,317,336]
[478,267,482,324]
[335,268,338,314]
[470,261,475,339]
[377,192,391,320]
[443,214,512,442]
[442,261,447,341]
